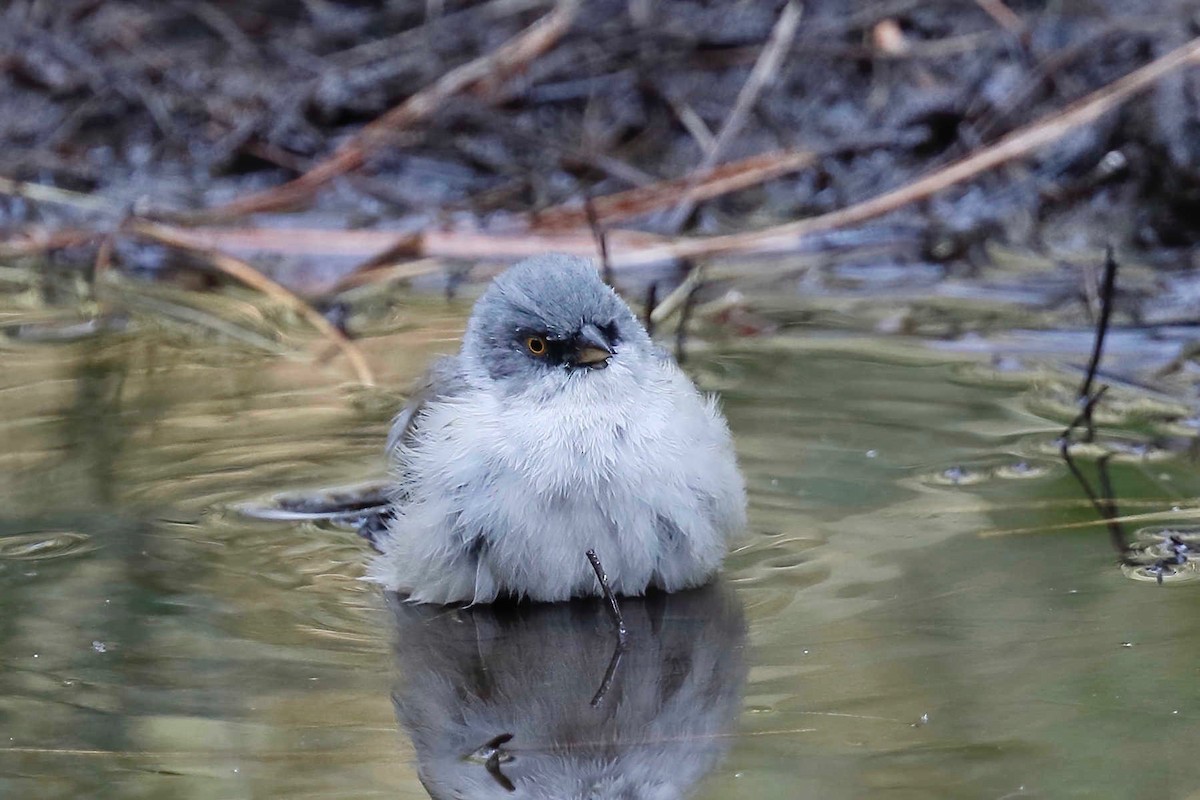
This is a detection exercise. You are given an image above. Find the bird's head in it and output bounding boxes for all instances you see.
[461,255,650,391]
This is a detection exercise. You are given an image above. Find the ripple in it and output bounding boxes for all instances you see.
[0,531,94,561]
[1121,527,1200,584]
[2,315,129,343]
[1032,436,1172,462]
[233,480,390,522]
[919,458,1056,487]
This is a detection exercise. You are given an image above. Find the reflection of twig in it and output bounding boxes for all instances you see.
[1058,248,1132,561]
[589,634,626,708]
[1058,417,1133,561]
[129,220,376,386]
[585,548,627,644]
[197,0,580,220]
[477,732,515,793]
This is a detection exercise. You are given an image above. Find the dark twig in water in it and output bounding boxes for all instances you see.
[1060,384,1108,447]
[585,548,627,644]
[1079,245,1118,403]
[1058,432,1133,562]
[1058,247,1134,563]
[643,281,658,337]
[479,732,515,793]
[589,634,626,707]
[1092,453,1130,557]
[584,195,614,287]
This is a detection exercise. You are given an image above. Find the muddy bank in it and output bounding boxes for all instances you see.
[1,1,1198,303]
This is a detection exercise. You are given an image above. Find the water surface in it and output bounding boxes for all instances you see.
[2,284,1199,799]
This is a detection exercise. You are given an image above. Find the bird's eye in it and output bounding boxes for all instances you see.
[525,335,548,356]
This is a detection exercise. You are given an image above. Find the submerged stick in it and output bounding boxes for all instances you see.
[585,548,627,644]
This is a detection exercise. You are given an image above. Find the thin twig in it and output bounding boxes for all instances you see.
[197,0,580,220]
[533,148,816,230]
[674,268,702,364]
[649,260,705,326]
[584,195,613,287]
[1079,246,1118,402]
[91,235,113,299]
[643,281,658,336]
[973,0,1025,40]
[585,548,627,644]
[663,0,804,231]
[1056,247,1133,562]
[661,34,1200,263]
[0,175,116,215]
[1061,385,1109,446]
[128,220,376,386]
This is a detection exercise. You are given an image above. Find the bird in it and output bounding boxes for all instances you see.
[367,254,745,604]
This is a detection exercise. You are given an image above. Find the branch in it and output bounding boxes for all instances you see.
[196,0,580,220]
[128,220,376,386]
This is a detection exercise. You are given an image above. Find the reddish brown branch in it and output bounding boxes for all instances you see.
[532,149,816,230]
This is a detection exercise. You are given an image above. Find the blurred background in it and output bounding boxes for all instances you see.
[4,2,1200,799]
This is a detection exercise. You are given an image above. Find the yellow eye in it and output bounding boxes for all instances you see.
[525,336,547,356]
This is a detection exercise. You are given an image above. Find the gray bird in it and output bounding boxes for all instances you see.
[368,254,745,604]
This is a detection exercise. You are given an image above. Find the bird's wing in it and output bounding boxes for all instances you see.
[386,355,469,458]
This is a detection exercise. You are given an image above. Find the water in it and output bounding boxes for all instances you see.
[3,283,1200,799]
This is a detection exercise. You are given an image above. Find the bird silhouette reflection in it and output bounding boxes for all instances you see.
[388,582,747,799]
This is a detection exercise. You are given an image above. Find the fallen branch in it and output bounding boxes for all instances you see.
[662,34,1200,262]
[125,35,1200,278]
[0,176,116,215]
[633,34,1200,320]
[196,0,580,220]
[0,228,98,258]
[128,220,376,386]
[136,224,670,267]
[663,0,804,231]
[532,149,816,230]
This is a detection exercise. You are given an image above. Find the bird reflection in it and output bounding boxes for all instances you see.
[388,582,747,799]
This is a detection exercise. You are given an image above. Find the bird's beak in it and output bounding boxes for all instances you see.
[572,323,613,369]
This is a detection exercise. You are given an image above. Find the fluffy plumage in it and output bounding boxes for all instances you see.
[369,254,745,604]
